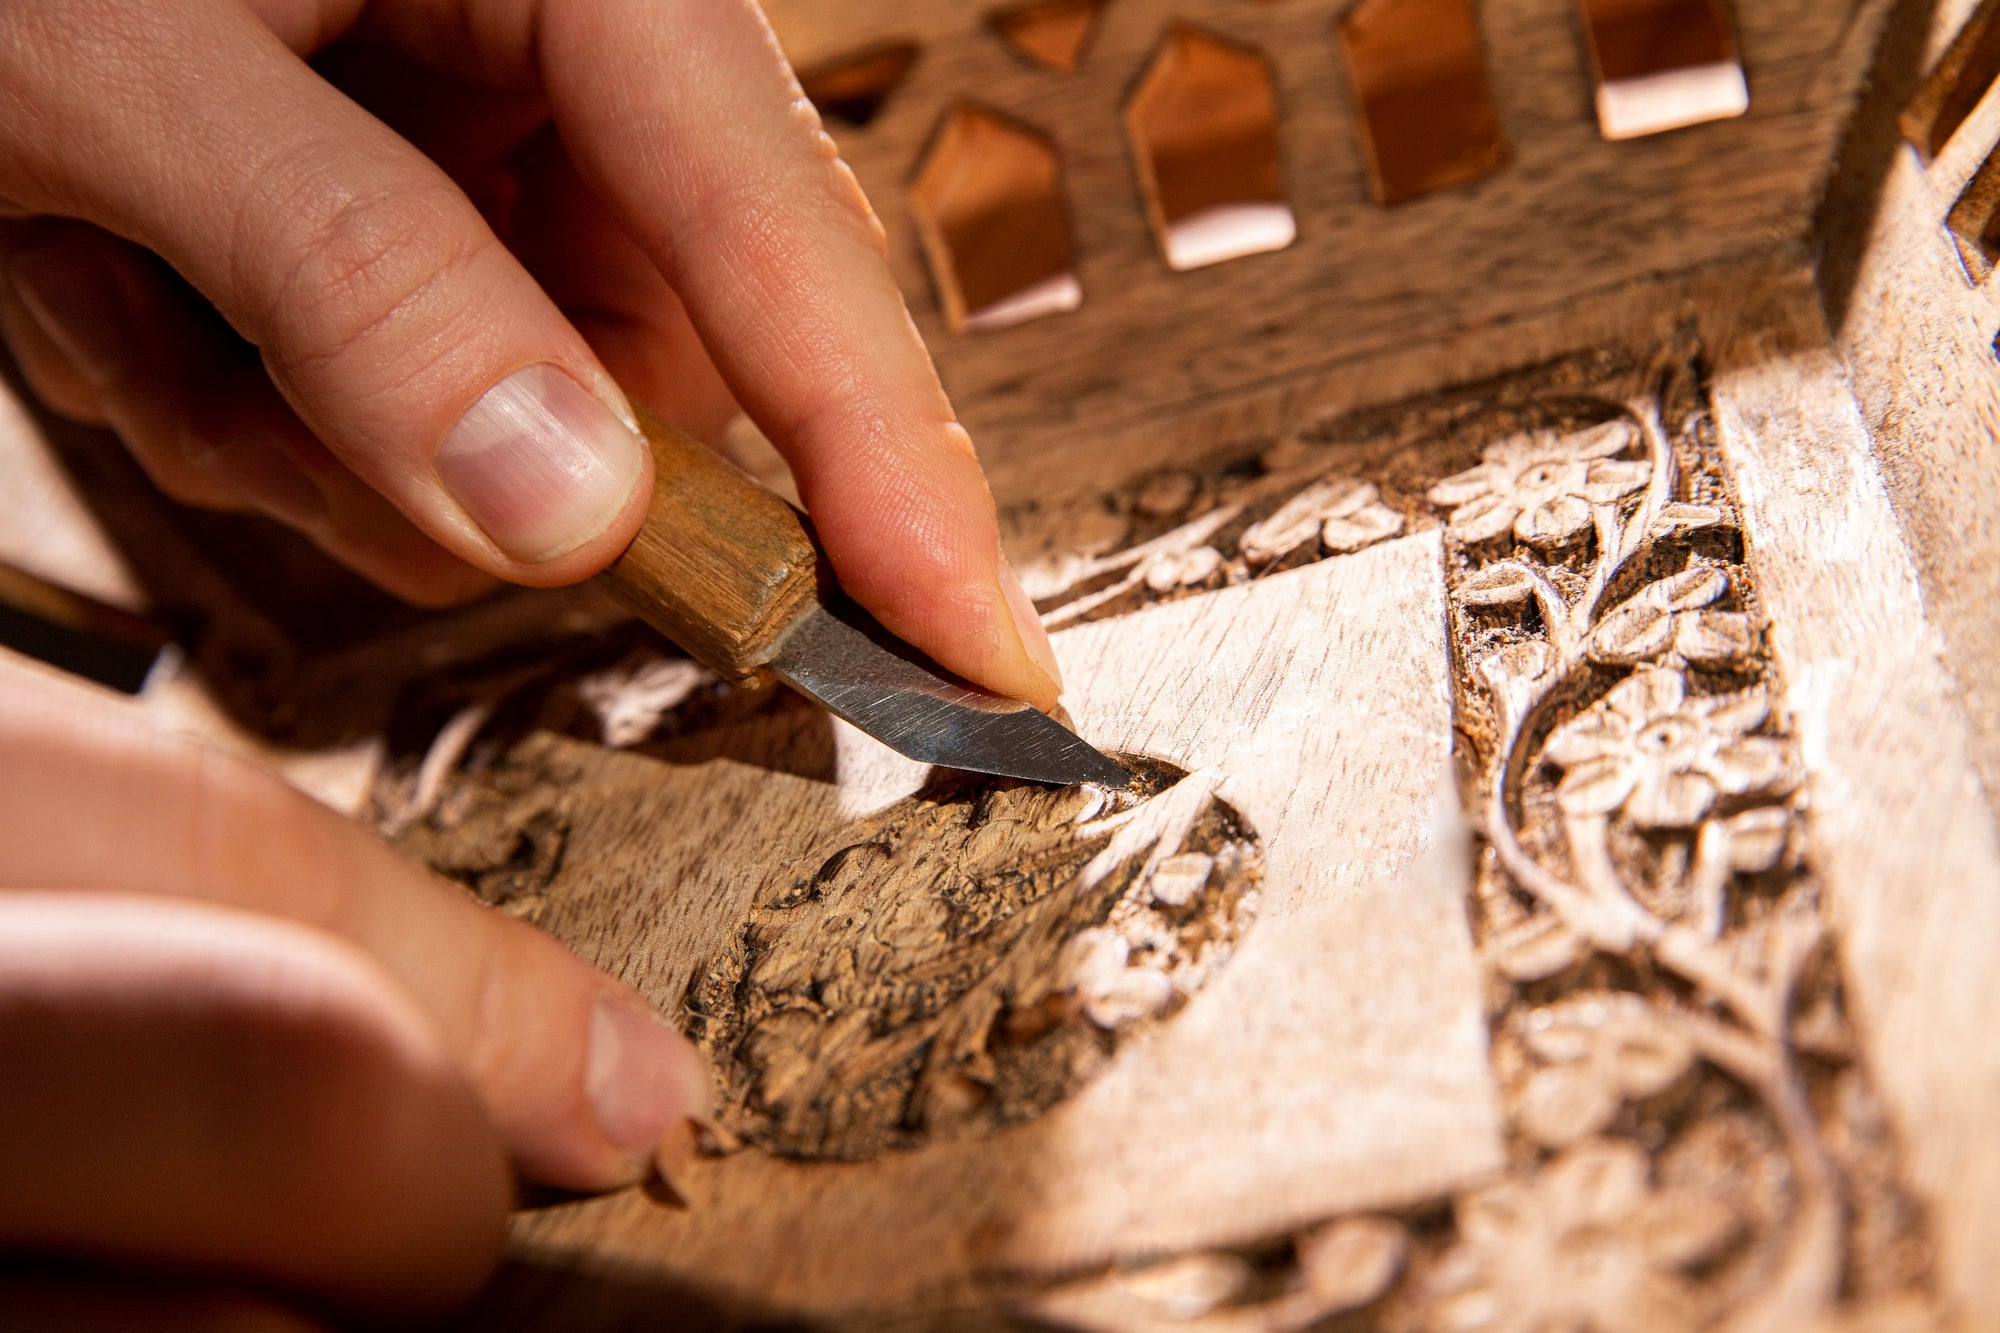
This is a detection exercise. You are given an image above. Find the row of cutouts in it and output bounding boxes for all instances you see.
[803,0,1751,332]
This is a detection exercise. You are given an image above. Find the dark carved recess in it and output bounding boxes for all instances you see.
[686,762,1262,1160]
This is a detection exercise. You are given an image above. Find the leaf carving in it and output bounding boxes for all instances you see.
[1515,993,1695,1148]
[1460,562,1542,607]
[1651,501,1727,537]
[1587,570,1757,669]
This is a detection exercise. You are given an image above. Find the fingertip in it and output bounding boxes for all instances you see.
[583,994,713,1187]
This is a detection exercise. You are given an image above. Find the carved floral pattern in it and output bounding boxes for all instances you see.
[1008,451,1407,630]
[1030,362,1930,1332]
[1543,668,1799,828]
[1512,992,1696,1149]
[1426,1139,1738,1333]
[1586,568,1759,668]
[370,355,1930,1329]
[1427,421,1650,547]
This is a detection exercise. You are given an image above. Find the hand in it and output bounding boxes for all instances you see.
[0,662,711,1323]
[0,0,1063,711]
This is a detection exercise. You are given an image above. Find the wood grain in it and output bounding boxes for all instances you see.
[1823,0,2000,823]
[1708,281,2000,1329]
[0,4,1994,1327]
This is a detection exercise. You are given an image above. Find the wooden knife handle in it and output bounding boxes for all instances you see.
[596,410,822,682]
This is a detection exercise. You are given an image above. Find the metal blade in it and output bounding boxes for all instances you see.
[769,598,1129,788]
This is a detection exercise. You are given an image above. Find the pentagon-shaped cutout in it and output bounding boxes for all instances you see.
[911,105,1082,332]
[1578,0,1748,141]
[989,0,1106,73]
[1338,0,1508,205]
[1902,0,2000,163]
[796,41,920,129]
[1125,25,1296,271]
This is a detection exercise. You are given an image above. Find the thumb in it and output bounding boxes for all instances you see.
[0,1,648,585]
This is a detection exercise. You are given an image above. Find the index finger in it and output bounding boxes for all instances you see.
[532,0,1064,710]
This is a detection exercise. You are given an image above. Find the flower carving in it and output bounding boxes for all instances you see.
[1430,1139,1737,1333]
[1544,669,1799,829]
[1428,421,1650,548]
[1238,476,1403,563]
[1513,992,1695,1148]
[1137,544,1225,592]
[1587,569,1759,669]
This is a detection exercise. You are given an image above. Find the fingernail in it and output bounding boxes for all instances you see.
[435,364,646,564]
[999,557,1063,697]
[586,998,711,1161]
[7,247,134,385]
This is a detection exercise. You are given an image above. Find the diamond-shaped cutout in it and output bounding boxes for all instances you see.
[989,0,1106,74]
[1125,26,1295,271]
[1578,0,1748,141]
[1338,0,1508,205]
[797,41,920,129]
[911,106,1082,332]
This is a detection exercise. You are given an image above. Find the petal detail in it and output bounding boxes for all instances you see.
[1608,667,1686,723]
[1242,477,1370,563]
[1704,738,1800,796]
[1674,612,1757,664]
[1556,758,1640,816]
[1545,710,1631,766]
[1428,464,1508,507]
[1545,1140,1650,1226]
[1579,459,1651,501]
[1626,771,1716,829]
[1477,433,1542,472]
[1321,506,1403,552]
[1657,567,1729,611]
[1517,1067,1620,1149]
[1449,493,1521,543]
[1565,420,1636,460]
[1695,689,1769,737]
[1516,493,1592,547]
[1588,603,1676,665]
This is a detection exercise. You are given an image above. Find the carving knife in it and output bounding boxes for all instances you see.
[595,410,1129,789]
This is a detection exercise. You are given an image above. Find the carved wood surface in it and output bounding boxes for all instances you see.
[758,0,1892,451]
[4,261,1993,1331]
[3,5,1999,1327]
[1822,0,2000,824]
[327,315,1982,1329]
[389,528,1498,1319]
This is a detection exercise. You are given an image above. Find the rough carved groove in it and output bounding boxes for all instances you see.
[685,762,1262,1160]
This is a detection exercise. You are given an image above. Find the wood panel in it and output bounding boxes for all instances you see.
[760,0,1893,449]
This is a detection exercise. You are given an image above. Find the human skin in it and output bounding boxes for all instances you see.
[0,0,1065,1322]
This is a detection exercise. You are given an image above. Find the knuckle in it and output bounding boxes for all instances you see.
[247,173,490,389]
